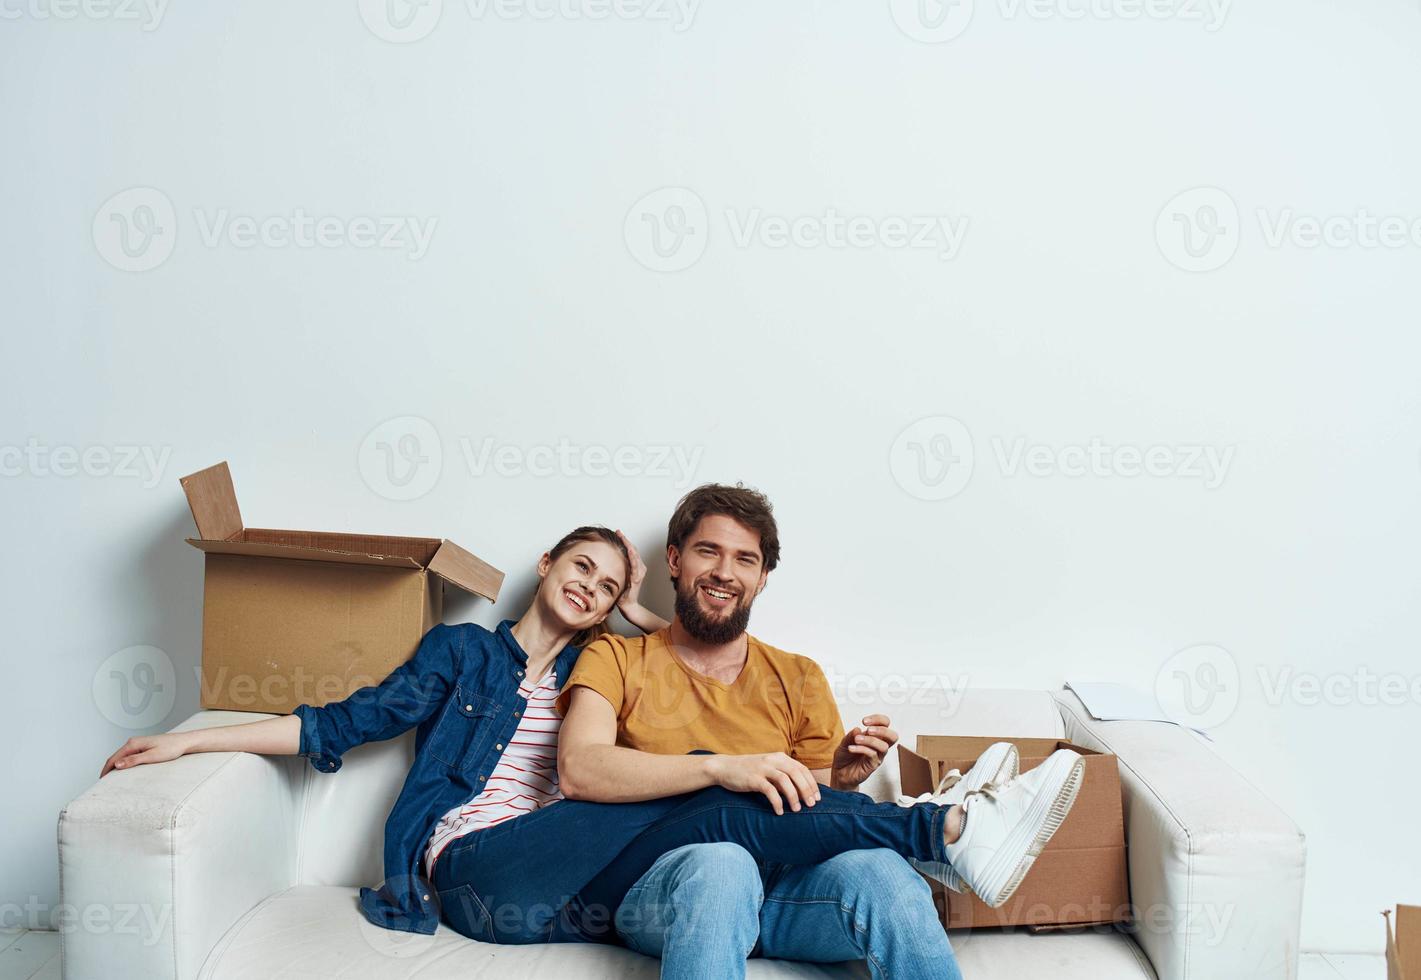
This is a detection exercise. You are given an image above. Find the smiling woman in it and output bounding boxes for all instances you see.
[96,524,663,934]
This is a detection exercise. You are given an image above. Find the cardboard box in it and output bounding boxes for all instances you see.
[898,736,1130,930]
[1386,906,1421,980]
[181,461,504,714]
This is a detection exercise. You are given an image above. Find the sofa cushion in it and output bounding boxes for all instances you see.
[197,885,1155,979]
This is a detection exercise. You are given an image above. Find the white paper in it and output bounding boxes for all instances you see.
[1064,680,1212,740]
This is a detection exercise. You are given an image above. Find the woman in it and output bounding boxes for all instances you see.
[100,525,1079,951]
[101,524,661,937]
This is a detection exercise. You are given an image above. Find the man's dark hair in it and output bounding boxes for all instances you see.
[666,483,780,572]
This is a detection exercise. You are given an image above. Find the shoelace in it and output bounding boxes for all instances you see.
[895,768,967,806]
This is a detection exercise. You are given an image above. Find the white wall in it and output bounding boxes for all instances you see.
[2,0,1419,955]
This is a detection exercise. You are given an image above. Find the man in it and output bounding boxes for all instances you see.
[558,483,963,978]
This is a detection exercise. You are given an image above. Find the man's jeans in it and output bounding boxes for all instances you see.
[615,843,964,980]
[434,785,951,950]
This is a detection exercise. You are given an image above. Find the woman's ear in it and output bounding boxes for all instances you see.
[536,552,552,577]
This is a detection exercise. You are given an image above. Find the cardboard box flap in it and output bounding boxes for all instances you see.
[1392,905,1421,980]
[186,536,425,571]
[428,539,504,601]
[180,462,244,541]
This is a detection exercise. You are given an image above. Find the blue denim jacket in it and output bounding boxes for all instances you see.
[292,619,581,935]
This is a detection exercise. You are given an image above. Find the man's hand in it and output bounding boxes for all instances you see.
[830,715,899,791]
[706,752,823,815]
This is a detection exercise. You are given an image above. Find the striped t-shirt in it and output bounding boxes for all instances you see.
[423,669,563,878]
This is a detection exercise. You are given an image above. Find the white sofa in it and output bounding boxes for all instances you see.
[57,687,1305,979]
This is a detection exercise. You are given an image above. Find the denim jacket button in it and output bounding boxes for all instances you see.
[495,743,503,750]
[464,704,472,711]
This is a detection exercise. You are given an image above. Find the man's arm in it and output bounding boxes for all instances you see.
[558,687,822,814]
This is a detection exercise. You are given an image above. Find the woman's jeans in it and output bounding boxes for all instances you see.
[430,785,949,946]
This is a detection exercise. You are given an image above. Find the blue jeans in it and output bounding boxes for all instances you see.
[432,784,949,949]
[615,843,963,980]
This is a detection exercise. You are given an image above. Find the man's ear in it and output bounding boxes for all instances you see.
[666,544,680,578]
[753,569,769,597]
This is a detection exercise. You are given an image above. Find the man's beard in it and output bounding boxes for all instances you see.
[674,577,753,645]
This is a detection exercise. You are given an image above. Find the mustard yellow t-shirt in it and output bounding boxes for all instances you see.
[558,629,844,770]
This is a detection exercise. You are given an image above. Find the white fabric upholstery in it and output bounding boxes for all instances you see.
[57,687,1300,980]
[194,885,1155,980]
[1053,690,1306,980]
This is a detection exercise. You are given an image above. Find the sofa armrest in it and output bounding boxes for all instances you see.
[1053,690,1306,980]
[58,711,301,980]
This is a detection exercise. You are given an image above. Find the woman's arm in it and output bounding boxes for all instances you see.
[100,622,463,778]
[100,715,300,777]
[615,530,671,634]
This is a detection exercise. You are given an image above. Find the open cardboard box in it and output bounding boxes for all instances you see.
[181,461,504,714]
[898,736,1130,931]
[1387,905,1421,980]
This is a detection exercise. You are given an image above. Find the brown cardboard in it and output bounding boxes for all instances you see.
[898,735,1130,930]
[180,461,504,714]
[1387,906,1421,980]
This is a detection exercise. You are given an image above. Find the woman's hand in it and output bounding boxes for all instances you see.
[100,732,191,778]
[616,529,648,611]
[614,531,671,634]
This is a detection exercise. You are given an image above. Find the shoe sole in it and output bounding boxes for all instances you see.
[944,742,1019,893]
[973,751,1086,908]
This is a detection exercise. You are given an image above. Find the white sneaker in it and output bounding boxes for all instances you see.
[939,748,1087,908]
[900,741,1019,892]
